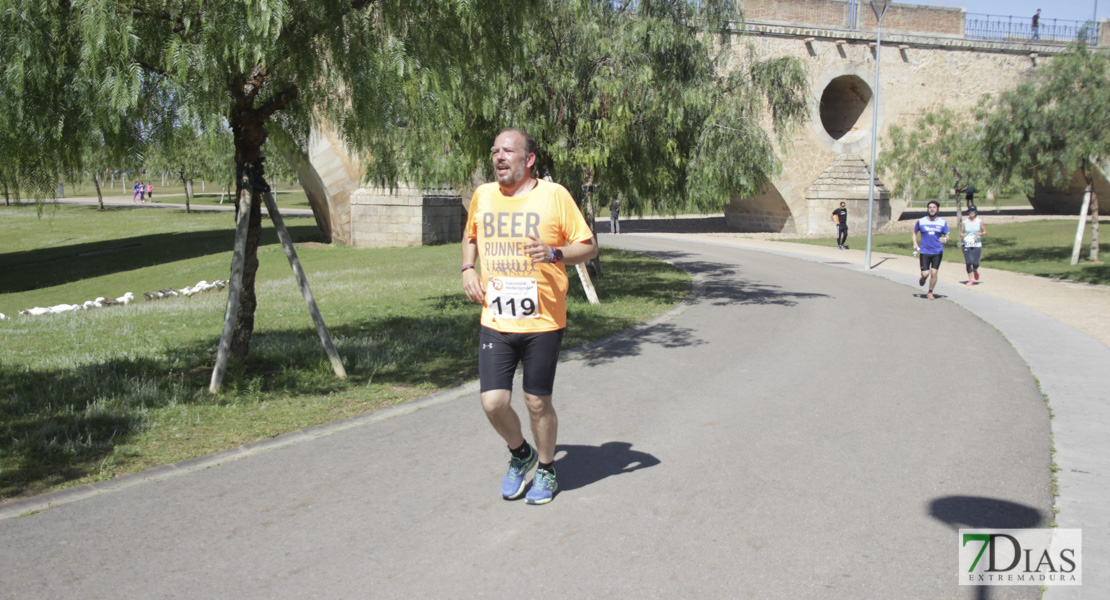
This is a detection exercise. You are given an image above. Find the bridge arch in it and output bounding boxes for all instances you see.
[724,180,797,233]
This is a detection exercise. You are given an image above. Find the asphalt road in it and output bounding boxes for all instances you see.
[0,236,1052,599]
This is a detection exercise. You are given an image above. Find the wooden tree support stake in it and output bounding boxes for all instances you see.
[1071,188,1092,266]
[209,185,253,394]
[262,191,347,379]
[576,263,600,305]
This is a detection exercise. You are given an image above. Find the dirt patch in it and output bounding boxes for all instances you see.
[295,242,331,250]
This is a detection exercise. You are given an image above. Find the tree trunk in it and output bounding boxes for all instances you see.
[3,182,9,206]
[229,182,263,359]
[227,99,271,361]
[93,172,104,210]
[581,166,602,277]
[1090,186,1101,263]
[180,173,192,213]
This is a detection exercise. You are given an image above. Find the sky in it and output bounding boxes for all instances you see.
[905,0,1107,23]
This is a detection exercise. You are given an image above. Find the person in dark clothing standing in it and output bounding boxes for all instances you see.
[609,198,621,235]
[831,202,848,249]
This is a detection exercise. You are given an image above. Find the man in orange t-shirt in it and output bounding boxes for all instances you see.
[462,128,596,505]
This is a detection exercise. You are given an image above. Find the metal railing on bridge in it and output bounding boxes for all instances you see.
[964,13,1099,44]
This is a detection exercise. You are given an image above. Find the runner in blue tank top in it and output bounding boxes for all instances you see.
[912,200,950,300]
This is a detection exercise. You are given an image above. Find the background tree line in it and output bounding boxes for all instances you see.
[1,0,809,364]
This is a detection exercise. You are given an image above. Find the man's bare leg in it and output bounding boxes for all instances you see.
[481,389,525,450]
[929,268,939,291]
[524,393,558,464]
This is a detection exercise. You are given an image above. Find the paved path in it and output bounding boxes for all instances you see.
[1,234,1075,598]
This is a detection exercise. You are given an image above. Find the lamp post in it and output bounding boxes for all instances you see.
[1094,1,1100,44]
[865,0,890,270]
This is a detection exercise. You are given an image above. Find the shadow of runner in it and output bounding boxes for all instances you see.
[929,496,1046,600]
[553,442,660,493]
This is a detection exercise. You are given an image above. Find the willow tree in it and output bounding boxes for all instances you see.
[1,0,533,359]
[398,0,808,223]
[878,106,1019,228]
[880,107,992,204]
[982,42,1110,264]
[146,127,235,213]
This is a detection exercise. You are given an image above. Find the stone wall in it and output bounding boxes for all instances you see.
[742,0,966,37]
[742,0,849,29]
[1030,167,1110,215]
[803,156,891,233]
[294,126,465,248]
[349,187,464,248]
[725,182,798,233]
[856,3,965,37]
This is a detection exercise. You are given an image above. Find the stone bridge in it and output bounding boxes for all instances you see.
[294,0,1110,246]
[728,0,1110,234]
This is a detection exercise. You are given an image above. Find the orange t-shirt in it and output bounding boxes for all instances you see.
[465,179,594,333]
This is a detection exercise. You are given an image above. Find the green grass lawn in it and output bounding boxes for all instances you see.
[52,181,311,210]
[789,219,1110,286]
[0,204,690,500]
[900,192,1033,210]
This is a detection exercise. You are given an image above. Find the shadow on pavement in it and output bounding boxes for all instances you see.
[554,442,660,493]
[601,216,729,234]
[574,320,705,366]
[643,250,833,307]
[929,496,1046,600]
[929,495,1045,530]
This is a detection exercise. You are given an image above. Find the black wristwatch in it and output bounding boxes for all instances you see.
[551,247,563,264]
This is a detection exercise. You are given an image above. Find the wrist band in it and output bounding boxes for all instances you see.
[549,246,555,263]
[461,264,474,272]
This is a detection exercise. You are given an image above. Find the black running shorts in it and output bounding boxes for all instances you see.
[479,326,565,396]
[919,252,943,271]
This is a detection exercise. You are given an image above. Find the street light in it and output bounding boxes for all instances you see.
[865,0,889,270]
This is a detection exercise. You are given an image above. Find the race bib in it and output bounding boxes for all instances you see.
[964,233,980,247]
[487,277,540,319]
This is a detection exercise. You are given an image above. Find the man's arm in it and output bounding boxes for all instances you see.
[911,229,919,251]
[557,240,598,266]
[523,236,598,266]
[461,236,484,304]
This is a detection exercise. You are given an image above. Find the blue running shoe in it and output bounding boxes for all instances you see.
[525,468,558,505]
[501,446,537,500]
